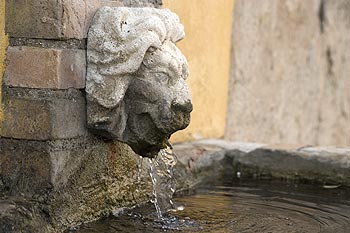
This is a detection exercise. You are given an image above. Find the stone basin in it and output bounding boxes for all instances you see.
[173,139,350,188]
[2,138,350,232]
[69,139,350,232]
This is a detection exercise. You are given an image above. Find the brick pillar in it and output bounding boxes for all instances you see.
[0,1,161,232]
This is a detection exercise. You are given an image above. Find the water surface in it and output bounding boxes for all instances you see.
[72,180,350,232]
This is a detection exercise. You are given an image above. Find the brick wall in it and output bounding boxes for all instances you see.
[0,1,161,231]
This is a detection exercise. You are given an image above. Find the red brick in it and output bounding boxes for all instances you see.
[0,88,86,140]
[6,0,123,39]
[4,46,85,89]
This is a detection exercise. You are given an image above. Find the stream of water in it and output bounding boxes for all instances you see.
[148,147,178,218]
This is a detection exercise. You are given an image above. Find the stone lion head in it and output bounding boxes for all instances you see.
[86,7,192,157]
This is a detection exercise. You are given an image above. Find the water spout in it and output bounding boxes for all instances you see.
[86,7,192,157]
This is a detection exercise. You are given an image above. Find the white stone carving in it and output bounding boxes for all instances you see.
[86,7,192,157]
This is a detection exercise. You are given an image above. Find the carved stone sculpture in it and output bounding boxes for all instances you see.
[86,7,192,157]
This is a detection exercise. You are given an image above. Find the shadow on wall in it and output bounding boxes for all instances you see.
[226,0,350,147]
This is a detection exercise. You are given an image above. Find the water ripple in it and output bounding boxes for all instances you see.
[72,181,350,233]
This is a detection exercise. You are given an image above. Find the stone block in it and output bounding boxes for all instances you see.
[6,0,62,39]
[5,0,124,39]
[0,137,104,195]
[0,136,152,231]
[0,139,53,196]
[0,88,86,140]
[4,46,85,89]
[5,0,163,39]
[174,140,350,186]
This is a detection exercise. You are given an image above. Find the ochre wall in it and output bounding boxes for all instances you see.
[226,0,350,147]
[164,0,234,142]
[0,0,8,121]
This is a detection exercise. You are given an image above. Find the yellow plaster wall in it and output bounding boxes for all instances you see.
[0,0,8,121]
[164,0,234,142]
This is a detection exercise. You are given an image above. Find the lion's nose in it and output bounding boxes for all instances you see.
[171,100,193,113]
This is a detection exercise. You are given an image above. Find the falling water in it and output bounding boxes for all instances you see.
[148,146,178,219]
[148,159,162,218]
[134,155,143,202]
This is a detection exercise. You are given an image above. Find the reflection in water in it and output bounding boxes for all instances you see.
[73,180,350,233]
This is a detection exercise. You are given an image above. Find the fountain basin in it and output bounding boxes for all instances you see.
[66,139,350,232]
[74,180,350,232]
[173,139,350,188]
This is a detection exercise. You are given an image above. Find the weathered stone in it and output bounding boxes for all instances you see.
[0,200,55,233]
[86,7,192,157]
[6,0,63,38]
[173,139,350,186]
[4,46,85,89]
[121,0,162,7]
[173,142,227,187]
[0,136,152,231]
[0,88,86,140]
[6,0,108,39]
[5,0,162,39]
[1,139,53,196]
[225,0,350,146]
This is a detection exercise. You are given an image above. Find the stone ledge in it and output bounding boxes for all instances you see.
[4,46,85,89]
[0,87,86,140]
[173,139,350,186]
